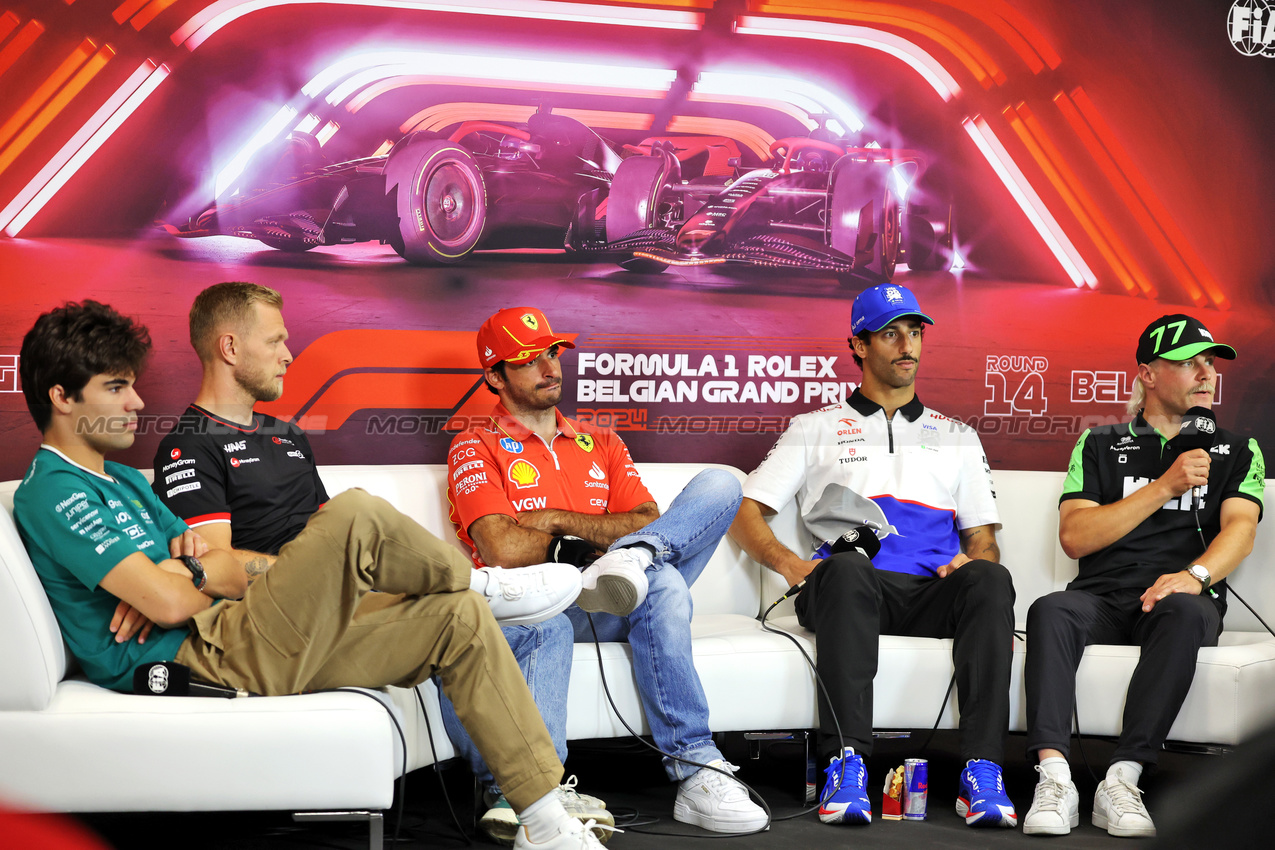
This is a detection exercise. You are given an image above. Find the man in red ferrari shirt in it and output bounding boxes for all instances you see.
[442,307,767,839]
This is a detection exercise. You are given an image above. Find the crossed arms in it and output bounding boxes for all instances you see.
[469,502,660,568]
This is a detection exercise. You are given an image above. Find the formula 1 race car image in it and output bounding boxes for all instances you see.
[163,111,627,264]
[568,136,956,281]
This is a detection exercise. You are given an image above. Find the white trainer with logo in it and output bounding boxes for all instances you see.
[1023,765,1080,836]
[472,562,582,626]
[673,760,768,834]
[1092,767,1156,838]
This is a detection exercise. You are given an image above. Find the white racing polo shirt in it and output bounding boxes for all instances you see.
[743,390,999,576]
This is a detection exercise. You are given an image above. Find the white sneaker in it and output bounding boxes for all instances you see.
[512,818,610,850]
[1023,765,1080,836]
[673,760,769,834]
[557,776,614,844]
[1093,767,1156,838]
[480,778,614,846]
[576,547,649,616]
[473,563,582,626]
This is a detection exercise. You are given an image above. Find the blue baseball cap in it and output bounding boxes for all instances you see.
[850,284,935,335]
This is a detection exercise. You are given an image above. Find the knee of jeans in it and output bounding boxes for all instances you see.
[645,566,692,620]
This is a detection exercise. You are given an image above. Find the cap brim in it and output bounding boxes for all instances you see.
[502,337,576,364]
[1158,341,1236,361]
[864,310,936,333]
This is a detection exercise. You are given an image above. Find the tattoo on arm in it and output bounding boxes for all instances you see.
[244,556,272,585]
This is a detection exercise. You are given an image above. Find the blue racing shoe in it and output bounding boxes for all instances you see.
[818,749,872,825]
[956,759,1018,827]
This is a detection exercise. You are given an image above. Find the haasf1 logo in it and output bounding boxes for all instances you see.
[1230,1,1275,57]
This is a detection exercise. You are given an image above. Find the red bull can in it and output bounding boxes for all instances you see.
[904,758,928,820]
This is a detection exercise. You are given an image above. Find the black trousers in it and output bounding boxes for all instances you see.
[1024,587,1221,766]
[794,552,1016,764]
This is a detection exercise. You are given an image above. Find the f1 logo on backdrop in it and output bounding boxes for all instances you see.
[1230,1,1275,57]
[255,330,578,431]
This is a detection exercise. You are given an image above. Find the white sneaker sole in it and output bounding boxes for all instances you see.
[672,799,768,834]
[576,572,645,617]
[1023,812,1079,835]
[1093,811,1155,838]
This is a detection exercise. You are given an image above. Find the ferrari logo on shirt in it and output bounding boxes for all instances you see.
[509,459,541,489]
[521,313,539,331]
[575,434,595,453]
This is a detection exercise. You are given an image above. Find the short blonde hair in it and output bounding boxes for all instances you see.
[189,282,282,362]
[1126,374,1146,416]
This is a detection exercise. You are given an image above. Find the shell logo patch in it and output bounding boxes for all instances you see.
[509,459,540,489]
[575,434,595,453]
[521,313,539,331]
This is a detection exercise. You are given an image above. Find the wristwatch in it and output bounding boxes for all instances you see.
[178,554,208,591]
[1187,564,1211,592]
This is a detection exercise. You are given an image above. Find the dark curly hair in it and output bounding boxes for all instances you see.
[20,301,152,432]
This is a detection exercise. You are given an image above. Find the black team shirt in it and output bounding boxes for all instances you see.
[1059,413,1264,605]
[152,405,328,555]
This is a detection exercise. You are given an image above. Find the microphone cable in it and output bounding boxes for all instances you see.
[413,685,472,845]
[582,611,773,838]
[1193,508,1275,638]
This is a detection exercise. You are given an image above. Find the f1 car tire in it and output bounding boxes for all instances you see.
[827,157,902,283]
[902,204,956,271]
[607,152,680,272]
[384,135,487,264]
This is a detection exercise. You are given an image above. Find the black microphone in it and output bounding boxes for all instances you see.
[1175,406,1217,511]
[788,526,884,597]
[133,661,250,698]
[547,534,600,568]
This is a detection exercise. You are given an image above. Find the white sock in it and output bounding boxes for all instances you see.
[518,790,571,844]
[1109,760,1143,786]
[1039,756,1071,784]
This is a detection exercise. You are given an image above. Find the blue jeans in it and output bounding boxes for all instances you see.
[440,468,743,787]
[439,616,573,792]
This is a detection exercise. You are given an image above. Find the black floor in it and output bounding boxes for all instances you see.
[69,731,1240,850]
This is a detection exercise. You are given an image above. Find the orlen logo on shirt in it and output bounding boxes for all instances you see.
[509,460,540,489]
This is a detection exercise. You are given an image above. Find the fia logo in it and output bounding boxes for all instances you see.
[1230,1,1275,57]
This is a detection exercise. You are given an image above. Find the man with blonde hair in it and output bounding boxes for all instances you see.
[1023,314,1264,838]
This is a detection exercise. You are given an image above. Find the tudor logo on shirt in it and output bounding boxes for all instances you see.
[575,434,595,453]
[509,459,541,489]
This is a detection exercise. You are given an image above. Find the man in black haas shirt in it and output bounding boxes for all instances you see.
[155,406,326,557]
[1023,315,1264,840]
[149,283,612,850]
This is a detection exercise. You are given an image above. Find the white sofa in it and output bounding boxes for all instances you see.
[3,463,1274,845]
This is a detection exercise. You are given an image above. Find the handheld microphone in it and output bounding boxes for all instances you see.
[787,526,885,597]
[133,661,251,698]
[1175,406,1217,512]
[548,534,600,568]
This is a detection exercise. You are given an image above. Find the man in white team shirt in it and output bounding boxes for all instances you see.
[730,283,1018,829]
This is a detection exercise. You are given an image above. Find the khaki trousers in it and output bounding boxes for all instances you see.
[174,488,561,810]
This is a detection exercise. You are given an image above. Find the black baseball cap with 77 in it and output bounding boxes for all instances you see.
[1135,314,1236,365]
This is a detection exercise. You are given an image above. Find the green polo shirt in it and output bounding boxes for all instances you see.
[14,446,191,691]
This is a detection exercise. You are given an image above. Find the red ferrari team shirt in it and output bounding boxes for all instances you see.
[448,403,653,565]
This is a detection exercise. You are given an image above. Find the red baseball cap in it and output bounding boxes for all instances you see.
[476,307,575,368]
